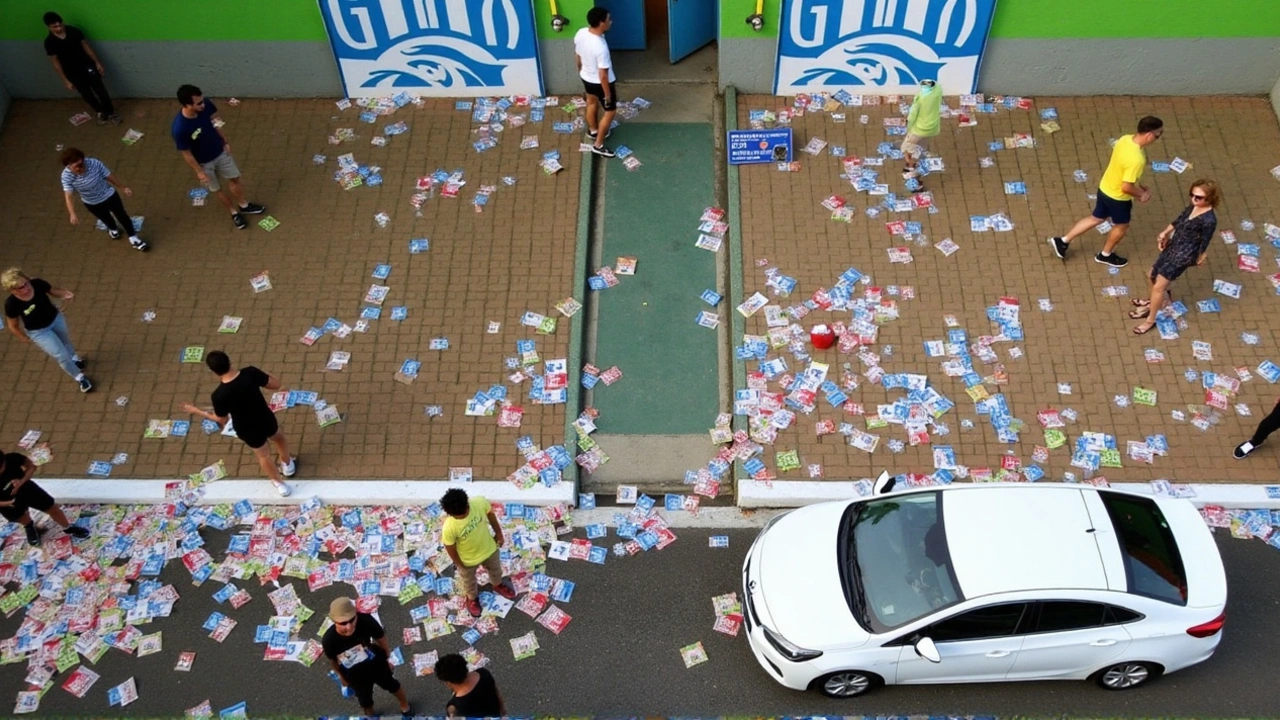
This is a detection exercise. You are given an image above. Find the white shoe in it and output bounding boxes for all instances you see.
[280,457,297,477]
[274,482,292,497]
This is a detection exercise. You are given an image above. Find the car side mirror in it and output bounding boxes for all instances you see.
[914,636,941,663]
[873,471,896,495]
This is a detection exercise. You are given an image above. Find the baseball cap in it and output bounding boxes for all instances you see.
[329,597,357,623]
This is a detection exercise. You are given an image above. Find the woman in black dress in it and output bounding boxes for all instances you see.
[1131,179,1219,334]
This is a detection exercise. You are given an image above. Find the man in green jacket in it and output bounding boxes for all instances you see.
[901,79,941,184]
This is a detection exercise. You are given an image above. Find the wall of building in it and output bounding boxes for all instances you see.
[535,0,596,95]
[716,0,1280,96]
[1273,73,1280,127]
[0,0,341,99]
[0,79,10,130]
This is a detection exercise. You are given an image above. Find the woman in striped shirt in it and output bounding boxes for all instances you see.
[59,147,148,251]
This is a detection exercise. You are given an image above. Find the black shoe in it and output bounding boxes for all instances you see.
[239,202,266,215]
[96,113,108,126]
[108,229,122,240]
[65,525,90,540]
[25,524,41,546]
[1094,252,1128,268]
[591,145,616,158]
[587,128,612,140]
[108,114,122,126]
[232,213,248,230]
[1234,439,1263,459]
[78,376,93,393]
[74,358,86,370]
[1048,236,1067,259]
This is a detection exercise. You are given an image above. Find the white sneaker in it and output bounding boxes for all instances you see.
[274,482,292,497]
[280,457,297,477]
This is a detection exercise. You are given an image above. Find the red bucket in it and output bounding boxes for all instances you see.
[810,324,836,350]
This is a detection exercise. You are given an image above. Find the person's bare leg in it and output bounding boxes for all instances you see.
[360,706,375,716]
[213,189,235,213]
[1062,215,1103,244]
[45,505,74,528]
[226,178,248,208]
[269,430,293,468]
[1136,275,1169,332]
[1100,224,1129,255]
[584,95,599,133]
[393,686,410,712]
[596,108,616,145]
[253,445,284,485]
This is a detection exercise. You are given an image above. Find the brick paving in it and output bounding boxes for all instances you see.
[737,94,1280,484]
[0,98,580,480]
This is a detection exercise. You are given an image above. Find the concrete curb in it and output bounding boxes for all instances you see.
[34,478,575,507]
[724,85,748,501]
[737,479,1280,509]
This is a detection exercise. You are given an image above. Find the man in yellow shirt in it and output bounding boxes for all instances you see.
[441,489,517,616]
[1048,116,1163,268]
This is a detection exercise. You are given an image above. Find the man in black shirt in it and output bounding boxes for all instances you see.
[321,597,411,716]
[43,12,118,125]
[181,351,295,496]
[1,450,90,546]
[435,652,506,718]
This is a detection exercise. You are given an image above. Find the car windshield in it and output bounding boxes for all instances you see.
[841,491,962,633]
[1098,491,1188,605]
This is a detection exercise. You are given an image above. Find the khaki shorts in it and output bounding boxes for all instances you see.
[200,151,241,192]
[454,548,504,599]
[901,133,930,160]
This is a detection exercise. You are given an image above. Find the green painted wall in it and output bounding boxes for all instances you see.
[0,0,328,41]
[536,0,598,38]
[716,0,1280,40]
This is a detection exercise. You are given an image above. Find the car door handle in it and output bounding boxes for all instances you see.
[985,650,1012,658]
[1090,639,1118,647]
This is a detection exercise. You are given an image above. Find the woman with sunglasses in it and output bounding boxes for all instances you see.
[59,147,148,251]
[1130,179,1219,335]
[2,268,92,392]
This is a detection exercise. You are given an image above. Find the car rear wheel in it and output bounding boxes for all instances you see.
[1095,661,1160,690]
[816,670,878,698]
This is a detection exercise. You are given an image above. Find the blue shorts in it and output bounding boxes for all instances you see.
[1091,190,1133,225]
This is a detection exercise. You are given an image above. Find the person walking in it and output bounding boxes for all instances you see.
[180,351,294,496]
[60,147,149,251]
[434,653,506,718]
[321,597,412,716]
[440,488,517,617]
[172,84,266,230]
[575,7,617,158]
[1048,116,1164,268]
[43,12,118,125]
[3,269,92,393]
[901,79,941,185]
[1,450,91,546]
[1130,179,1219,335]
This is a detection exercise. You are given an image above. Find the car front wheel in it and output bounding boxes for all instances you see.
[816,670,878,698]
[1095,661,1161,690]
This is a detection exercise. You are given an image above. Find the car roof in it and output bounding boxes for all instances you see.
[939,485,1115,598]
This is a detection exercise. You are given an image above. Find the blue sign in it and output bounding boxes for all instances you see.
[774,0,998,95]
[727,129,794,165]
[318,0,544,98]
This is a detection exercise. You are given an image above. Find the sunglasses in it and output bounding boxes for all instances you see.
[334,617,356,626]
[1190,192,1207,201]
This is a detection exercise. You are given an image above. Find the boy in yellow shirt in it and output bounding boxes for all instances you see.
[1048,116,1163,268]
[441,489,517,616]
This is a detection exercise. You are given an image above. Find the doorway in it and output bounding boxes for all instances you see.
[594,0,718,83]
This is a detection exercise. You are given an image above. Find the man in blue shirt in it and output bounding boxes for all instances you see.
[172,84,265,230]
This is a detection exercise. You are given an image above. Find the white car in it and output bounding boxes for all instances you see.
[742,481,1227,697]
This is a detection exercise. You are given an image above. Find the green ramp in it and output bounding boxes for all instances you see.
[592,123,718,434]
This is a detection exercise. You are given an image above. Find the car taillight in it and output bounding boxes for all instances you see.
[1186,612,1225,638]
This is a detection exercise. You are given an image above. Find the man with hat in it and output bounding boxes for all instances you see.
[320,597,411,716]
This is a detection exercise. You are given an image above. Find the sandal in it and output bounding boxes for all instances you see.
[1131,298,1150,307]
[1128,308,1150,319]
[1132,322,1155,335]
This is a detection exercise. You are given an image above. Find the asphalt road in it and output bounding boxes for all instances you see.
[2,525,1277,718]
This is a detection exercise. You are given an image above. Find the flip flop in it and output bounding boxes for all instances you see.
[1128,308,1150,319]
[1131,299,1150,307]
[1132,323,1155,335]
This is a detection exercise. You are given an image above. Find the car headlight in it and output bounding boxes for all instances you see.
[762,625,823,662]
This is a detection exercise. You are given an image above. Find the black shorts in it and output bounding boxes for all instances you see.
[236,415,279,450]
[349,663,401,708]
[0,480,56,522]
[583,80,618,111]
[1091,190,1133,225]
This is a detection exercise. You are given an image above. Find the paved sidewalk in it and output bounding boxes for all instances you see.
[736,94,1280,484]
[0,98,581,481]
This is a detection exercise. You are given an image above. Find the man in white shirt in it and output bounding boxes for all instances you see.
[574,7,617,158]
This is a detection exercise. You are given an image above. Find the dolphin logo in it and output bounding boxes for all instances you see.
[791,34,947,87]
[355,36,508,89]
